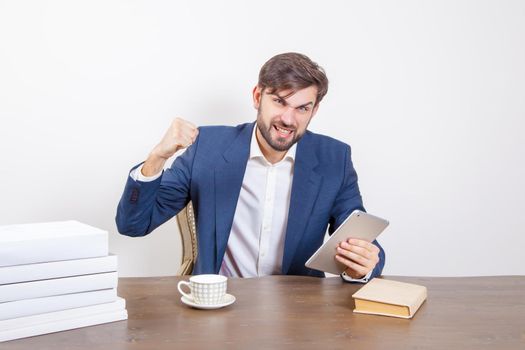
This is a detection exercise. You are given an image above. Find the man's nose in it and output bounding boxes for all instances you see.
[280,106,296,126]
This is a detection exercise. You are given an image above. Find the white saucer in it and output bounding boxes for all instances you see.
[180,293,236,310]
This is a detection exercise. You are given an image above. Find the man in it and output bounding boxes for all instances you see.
[116,52,385,282]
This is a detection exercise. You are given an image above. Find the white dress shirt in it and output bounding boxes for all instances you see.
[218,126,295,277]
[131,126,370,282]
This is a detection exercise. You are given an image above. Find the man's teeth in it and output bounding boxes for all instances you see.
[276,126,292,134]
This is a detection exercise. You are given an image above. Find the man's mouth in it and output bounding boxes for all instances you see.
[273,125,294,138]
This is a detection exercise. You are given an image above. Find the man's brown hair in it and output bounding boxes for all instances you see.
[258,52,329,106]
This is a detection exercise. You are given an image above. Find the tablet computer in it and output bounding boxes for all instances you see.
[305,210,389,275]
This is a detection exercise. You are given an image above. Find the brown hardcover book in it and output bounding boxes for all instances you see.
[352,278,427,319]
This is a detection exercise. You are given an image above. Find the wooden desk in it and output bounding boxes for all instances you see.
[3,276,525,349]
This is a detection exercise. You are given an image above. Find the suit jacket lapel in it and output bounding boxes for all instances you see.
[214,123,254,271]
[282,133,322,274]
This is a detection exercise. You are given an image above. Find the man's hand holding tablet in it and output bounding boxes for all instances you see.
[336,238,381,279]
[305,210,389,277]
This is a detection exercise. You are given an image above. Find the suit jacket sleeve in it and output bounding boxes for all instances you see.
[115,134,199,237]
[328,144,386,281]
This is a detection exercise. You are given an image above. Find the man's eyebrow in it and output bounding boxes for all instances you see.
[295,101,314,109]
[269,93,314,108]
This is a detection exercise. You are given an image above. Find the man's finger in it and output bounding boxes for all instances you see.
[177,134,194,148]
[337,247,377,271]
[336,247,368,266]
[340,241,374,260]
[347,238,376,250]
[190,128,199,143]
[335,255,368,277]
[346,239,380,256]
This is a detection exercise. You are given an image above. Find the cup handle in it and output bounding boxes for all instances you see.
[177,281,192,300]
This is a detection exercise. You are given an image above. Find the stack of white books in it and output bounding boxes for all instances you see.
[0,221,127,342]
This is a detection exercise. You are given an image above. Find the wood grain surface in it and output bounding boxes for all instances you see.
[3,275,525,349]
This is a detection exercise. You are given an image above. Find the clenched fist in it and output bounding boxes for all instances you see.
[141,118,199,177]
[153,117,199,160]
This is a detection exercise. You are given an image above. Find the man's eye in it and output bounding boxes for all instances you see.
[298,106,310,112]
[274,98,285,105]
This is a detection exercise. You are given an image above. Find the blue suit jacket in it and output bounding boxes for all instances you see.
[116,122,385,279]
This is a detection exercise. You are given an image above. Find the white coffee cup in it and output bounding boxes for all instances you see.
[177,274,227,305]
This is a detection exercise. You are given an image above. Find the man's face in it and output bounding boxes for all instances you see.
[253,85,319,152]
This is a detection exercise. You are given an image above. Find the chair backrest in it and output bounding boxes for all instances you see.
[175,201,198,275]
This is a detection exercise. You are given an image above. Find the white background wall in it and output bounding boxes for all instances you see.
[1,0,524,277]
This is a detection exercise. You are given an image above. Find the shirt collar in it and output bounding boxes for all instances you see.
[250,123,296,163]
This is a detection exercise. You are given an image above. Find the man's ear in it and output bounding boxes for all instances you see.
[252,85,262,109]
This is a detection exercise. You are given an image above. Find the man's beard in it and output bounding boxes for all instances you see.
[256,108,305,152]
